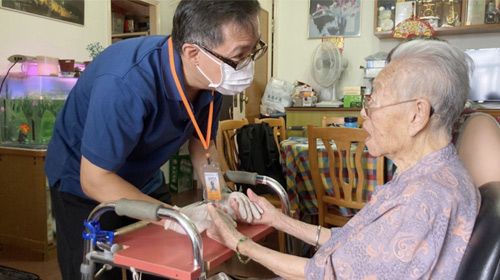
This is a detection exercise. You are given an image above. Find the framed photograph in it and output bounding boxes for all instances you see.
[1,0,85,25]
[309,0,362,38]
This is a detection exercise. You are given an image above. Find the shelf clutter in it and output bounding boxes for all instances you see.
[111,0,151,43]
[374,0,500,38]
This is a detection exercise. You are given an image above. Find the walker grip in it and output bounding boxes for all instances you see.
[223,170,258,186]
[115,199,161,221]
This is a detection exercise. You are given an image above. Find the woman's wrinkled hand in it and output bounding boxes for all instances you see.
[245,189,283,226]
[219,191,263,224]
[206,204,244,251]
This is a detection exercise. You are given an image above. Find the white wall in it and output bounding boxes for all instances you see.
[273,0,500,98]
[0,0,109,73]
[2,0,498,91]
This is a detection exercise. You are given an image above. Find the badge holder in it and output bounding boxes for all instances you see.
[200,156,223,201]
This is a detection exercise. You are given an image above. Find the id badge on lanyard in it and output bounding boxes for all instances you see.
[167,37,221,201]
[200,158,223,201]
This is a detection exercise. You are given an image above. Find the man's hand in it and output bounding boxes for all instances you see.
[219,192,263,223]
[164,204,236,234]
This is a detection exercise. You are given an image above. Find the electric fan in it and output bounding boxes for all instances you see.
[311,40,348,107]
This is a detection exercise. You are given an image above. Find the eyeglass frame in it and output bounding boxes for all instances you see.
[195,39,268,70]
[362,95,434,117]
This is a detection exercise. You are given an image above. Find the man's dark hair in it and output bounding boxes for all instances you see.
[171,0,261,54]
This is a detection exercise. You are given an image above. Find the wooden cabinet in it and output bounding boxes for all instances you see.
[110,0,160,44]
[285,107,362,137]
[374,0,500,38]
[285,107,500,137]
[0,147,55,260]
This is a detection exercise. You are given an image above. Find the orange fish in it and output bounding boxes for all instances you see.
[19,124,31,135]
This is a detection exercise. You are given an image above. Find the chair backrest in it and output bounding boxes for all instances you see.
[307,125,384,227]
[216,118,249,173]
[321,116,344,127]
[321,116,365,128]
[255,117,286,152]
[455,181,500,280]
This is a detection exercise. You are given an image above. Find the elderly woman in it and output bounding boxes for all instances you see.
[206,39,480,280]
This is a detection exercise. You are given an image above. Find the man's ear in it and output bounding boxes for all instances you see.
[182,43,200,65]
[408,99,432,137]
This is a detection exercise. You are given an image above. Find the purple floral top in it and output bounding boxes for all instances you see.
[305,144,480,280]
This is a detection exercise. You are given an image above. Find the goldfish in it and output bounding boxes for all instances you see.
[19,124,31,136]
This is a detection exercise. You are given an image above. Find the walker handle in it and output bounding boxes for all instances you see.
[223,170,258,186]
[115,199,161,221]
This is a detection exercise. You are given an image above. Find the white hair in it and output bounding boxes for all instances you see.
[389,40,474,134]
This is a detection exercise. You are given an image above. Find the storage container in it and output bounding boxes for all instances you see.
[0,75,77,148]
[36,56,59,76]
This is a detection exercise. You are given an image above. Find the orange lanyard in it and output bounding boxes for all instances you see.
[168,37,214,151]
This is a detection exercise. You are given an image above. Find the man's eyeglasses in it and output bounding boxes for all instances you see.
[362,95,434,118]
[196,39,268,70]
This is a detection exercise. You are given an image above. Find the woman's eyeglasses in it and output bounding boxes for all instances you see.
[362,95,434,118]
[196,39,268,70]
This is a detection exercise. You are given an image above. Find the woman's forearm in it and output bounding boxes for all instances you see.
[273,214,331,247]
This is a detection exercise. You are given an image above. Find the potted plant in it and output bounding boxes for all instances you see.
[84,42,105,67]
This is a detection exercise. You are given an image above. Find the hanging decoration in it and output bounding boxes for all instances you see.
[391,2,435,39]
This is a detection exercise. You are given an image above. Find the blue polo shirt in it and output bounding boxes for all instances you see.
[44,35,222,199]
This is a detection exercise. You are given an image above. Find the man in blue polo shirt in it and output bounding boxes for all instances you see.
[44,0,267,278]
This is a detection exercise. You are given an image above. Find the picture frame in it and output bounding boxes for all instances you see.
[309,0,362,38]
[1,0,85,25]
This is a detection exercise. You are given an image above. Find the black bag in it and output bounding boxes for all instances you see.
[236,122,286,195]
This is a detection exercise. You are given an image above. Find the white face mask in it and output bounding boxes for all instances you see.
[196,46,255,96]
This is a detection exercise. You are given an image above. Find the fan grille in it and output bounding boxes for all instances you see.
[311,41,342,88]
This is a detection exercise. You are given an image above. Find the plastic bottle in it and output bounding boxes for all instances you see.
[344,116,358,128]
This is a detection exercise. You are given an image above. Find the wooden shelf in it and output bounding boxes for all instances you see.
[374,0,500,39]
[375,23,500,38]
[112,31,149,39]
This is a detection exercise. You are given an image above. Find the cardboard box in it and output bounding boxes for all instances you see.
[344,94,363,108]
[169,151,194,193]
[343,86,366,94]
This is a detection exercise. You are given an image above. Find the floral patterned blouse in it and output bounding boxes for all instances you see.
[305,144,480,280]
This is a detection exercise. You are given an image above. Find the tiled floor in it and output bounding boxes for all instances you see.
[0,245,61,280]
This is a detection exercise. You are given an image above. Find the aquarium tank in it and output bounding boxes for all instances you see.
[0,75,77,148]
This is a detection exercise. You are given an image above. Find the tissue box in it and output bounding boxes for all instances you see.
[344,94,363,108]
[169,151,194,193]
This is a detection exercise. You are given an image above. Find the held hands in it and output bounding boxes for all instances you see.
[245,189,282,226]
[206,189,285,250]
[164,190,263,235]
[219,191,264,223]
[206,204,245,251]
[164,204,237,235]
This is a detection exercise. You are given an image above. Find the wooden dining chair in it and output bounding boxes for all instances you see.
[253,117,289,252]
[307,125,384,227]
[254,117,287,152]
[321,116,365,128]
[215,118,249,188]
[321,116,344,127]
